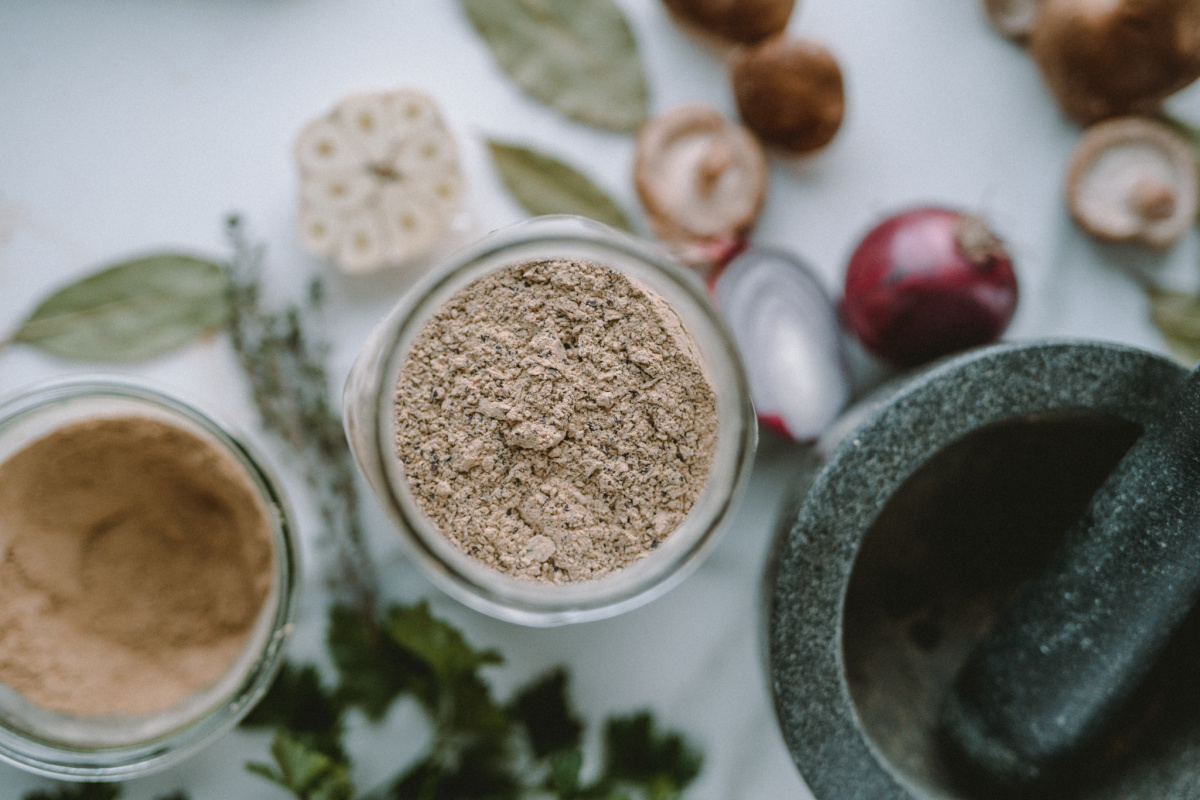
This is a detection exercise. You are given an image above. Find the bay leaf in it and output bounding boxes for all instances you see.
[460,0,649,132]
[1148,286,1200,365]
[488,140,634,232]
[14,254,231,362]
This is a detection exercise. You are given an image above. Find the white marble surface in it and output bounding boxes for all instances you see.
[1,0,1198,797]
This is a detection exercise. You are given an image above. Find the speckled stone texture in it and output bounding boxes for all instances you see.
[768,341,1200,800]
[943,359,1200,788]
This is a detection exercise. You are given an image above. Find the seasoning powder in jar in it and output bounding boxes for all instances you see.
[0,416,275,718]
[394,258,718,582]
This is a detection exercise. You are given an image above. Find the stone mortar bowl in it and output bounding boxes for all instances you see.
[768,340,1200,800]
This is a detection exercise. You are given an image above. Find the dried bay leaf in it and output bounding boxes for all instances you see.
[459,0,649,132]
[14,254,231,362]
[1149,287,1200,365]
[488,140,634,231]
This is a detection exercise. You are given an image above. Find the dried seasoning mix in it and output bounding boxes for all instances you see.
[0,416,274,717]
[394,259,718,582]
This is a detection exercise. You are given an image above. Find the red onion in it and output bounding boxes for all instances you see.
[840,207,1018,368]
[712,247,849,442]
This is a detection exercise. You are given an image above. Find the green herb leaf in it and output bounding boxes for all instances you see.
[445,668,512,739]
[13,254,230,362]
[248,731,355,800]
[240,662,346,763]
[1149,287,1200,365]
[16,787,188,800]
[21,785,121,800]
[382,603,509,737]
[601,712,702,797]
[459,0,649,131]
[384,602,503,685]
[509,668,584,758]
[328,604,422,722]
[389,741,520,800]
[488,141,633,232]
[547,749,584,796]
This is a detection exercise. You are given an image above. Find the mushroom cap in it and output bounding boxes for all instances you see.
[984,0,1044,42]
[1065,116,1198,249]
[731,36,845,155]
[634,103,769,247]
[661,0,795,46]
[1029,0,1200,124]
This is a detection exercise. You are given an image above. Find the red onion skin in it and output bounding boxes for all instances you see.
[757,413,793,439]
[840,208,1018,368]
[712,247,850,442]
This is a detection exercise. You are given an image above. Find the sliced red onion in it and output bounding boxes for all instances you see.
[712,247,850,442]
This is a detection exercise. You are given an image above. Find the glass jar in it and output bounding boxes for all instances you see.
[0,378,298,780]
[345,215,757,626]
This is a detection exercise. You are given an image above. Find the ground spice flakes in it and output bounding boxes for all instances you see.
[394,259,718,583]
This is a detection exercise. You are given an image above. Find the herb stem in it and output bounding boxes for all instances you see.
[223,215,379,623]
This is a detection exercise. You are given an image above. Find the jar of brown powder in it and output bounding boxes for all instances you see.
[345,215,756,626]
[0,379,297,780]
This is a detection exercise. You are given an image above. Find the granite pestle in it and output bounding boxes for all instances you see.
[940,361,1200,787]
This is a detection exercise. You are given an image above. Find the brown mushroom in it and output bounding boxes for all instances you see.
[731,36,845,155]
[662,0,795,47]
[984,0,1044,42]
[634,104,769,258]
[1029,0,1200,124]
[1065,116,1198,249]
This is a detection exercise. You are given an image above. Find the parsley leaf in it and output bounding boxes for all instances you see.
[245,601,703,800]
[508,669,584,758]
[546,749,584,796]
[381,602,509,739]
[328,605,421,722]
[20,785,190,800]
[600,712,702,799]
[383,603,503,684]
[248,731,355,800]
[441,669,511,740]
[241,663,346,763]
[388,740,520,800]
[21,786,120,800]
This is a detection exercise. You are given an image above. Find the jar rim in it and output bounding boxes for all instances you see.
[354,215,758,625]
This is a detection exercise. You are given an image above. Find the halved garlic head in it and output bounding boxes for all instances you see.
[1066,117,1198,249]
[294,89,464,273]
[634,104,768,251]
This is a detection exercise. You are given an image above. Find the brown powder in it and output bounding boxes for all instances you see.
[0,416,275,717]
[394,259,718,582]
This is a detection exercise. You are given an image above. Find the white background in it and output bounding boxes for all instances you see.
[1,0,1198,797]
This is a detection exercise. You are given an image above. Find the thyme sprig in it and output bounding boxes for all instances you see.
[225,216,379,621]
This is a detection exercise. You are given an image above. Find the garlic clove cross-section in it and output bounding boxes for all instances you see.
[294,88,464,274]
[1066,116,1198,249]
[634,103,768,266]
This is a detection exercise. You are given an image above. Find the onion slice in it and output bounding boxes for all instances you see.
[712,248,850,442]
